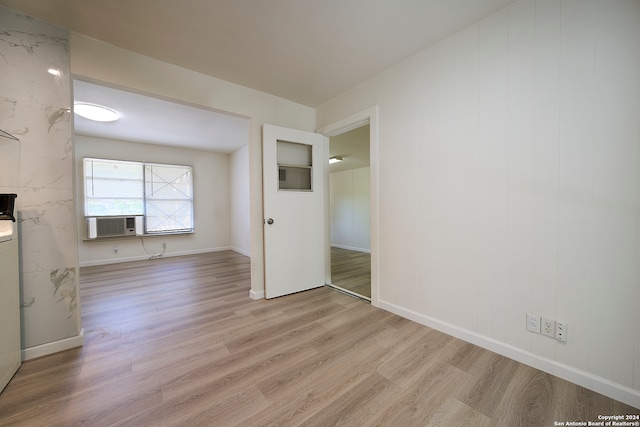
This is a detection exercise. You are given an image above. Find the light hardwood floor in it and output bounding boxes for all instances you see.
[0,251,637,426]
[331,247,371,299]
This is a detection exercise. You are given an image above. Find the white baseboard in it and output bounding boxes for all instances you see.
[230,246,251,257]
[249,289,264,300]
[79,247,234,267]
[377,300,640,410]
[330,244,371,253]
[22,328,84,361]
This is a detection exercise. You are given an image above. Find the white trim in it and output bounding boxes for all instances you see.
[78,247,235,267]
[318,116,371,137]
[317,106,380,308]
[330,243,371,253]
[22,328,85,361]
[249,289,264,300]
[378,299,640,410]
[230,246,251,257]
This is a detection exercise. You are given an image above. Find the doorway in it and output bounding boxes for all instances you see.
[327,124,371,300]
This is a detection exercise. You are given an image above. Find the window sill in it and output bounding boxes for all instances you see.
[82,230,194,243]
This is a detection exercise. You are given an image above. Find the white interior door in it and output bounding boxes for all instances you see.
[263,124,327,299]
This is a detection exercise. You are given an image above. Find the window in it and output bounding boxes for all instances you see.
[144,163,193,233]
[84,158,145,216]
[84,158,194,234]
[277,140,312,191]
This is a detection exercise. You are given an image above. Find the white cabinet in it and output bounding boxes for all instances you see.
[0,236,20,393]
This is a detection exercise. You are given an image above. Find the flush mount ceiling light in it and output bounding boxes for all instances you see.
[329,156,343,164]
[74,102,120,122]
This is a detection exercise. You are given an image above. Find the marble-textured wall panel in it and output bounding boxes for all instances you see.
[2,101,72,159]
[0,146,21,189]
[20,268,78,347]
[0,10,70,109]
[20,155,72,190]
[0,6,79,351]
[0,99,73,190]
[0,99,21,188]
[18,188,76,271]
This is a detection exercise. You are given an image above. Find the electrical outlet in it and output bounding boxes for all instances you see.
[526,313,541,334]
[162,242,166,250]
[541,317,556,338]
[556,322,567,342]
[113,245,118,254]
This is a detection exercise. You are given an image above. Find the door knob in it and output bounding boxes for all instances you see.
[266,218,274,225]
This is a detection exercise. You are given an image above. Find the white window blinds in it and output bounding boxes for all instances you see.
[84,158,144,216]
[83,158,194,234]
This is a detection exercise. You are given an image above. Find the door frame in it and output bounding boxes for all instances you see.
[317,106,379,307]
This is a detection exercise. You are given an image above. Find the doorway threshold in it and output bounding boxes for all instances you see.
[325,284,371,303]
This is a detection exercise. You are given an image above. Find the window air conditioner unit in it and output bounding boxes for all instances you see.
[86,216,143,239]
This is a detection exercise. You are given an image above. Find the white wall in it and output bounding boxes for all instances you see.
[230,145,251,256]
[69,33,316,298]
[317,0,640,408]
[75,135,231,265]
[0,7,82,357]
[330,167,370,252]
